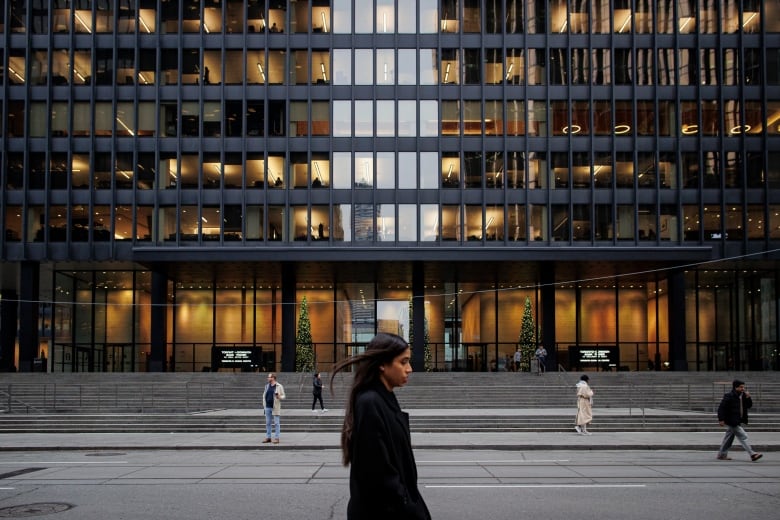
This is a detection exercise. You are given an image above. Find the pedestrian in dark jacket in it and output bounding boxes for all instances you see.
[716,379,762,461]
[311,372,327,412]
[331,332,431,520]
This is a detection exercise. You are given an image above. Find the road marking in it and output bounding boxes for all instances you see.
[426,484,646,489]
[0,462,127,465]
[419,460,570,464]
[0,488,15,490]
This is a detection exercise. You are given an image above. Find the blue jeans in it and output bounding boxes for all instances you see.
[265,407,280,439]
[718,424,755,456]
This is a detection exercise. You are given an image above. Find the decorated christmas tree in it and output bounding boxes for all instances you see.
[295,296,315,372]
[518,296,536,371]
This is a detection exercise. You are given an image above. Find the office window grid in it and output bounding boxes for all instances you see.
[1,0,779,254]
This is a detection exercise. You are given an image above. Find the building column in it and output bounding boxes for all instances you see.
[149,269,168,372]
[281,262,296,372]
[411,261,425,372]
[0,290,18,371]
[541,263,557,369]
[668,269,688,370]
[18,262,40,372]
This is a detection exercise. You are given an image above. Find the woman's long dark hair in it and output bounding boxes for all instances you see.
[330,332,410,466]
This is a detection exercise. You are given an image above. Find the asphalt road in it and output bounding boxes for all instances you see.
[1,449,778,520]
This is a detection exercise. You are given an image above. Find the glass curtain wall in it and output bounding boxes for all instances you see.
[51,271,152,372]
[48,266,779,372]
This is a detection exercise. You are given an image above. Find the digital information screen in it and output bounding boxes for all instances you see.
[568,346,619,370]
[212,347,260,368]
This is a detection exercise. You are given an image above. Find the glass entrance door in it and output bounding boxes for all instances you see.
[105,344,134,372]
[73,347,93,372]
[464,343,487,371]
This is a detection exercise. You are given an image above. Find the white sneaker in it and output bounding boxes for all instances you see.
[575,425,582,434]
[311,409,317,413]
[321,409,328,413]
[582,429,592,435]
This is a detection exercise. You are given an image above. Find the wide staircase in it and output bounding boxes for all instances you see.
[1,371,779,434]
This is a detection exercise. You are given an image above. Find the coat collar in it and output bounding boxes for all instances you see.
[369,380,410,438]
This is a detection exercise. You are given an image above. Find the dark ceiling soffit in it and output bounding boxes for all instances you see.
[132,247,715,263]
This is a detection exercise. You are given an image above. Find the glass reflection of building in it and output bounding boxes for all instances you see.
[1,1,779,374]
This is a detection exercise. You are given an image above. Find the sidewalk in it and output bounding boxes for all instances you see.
[1,408,779,452]
[1,430,779,452]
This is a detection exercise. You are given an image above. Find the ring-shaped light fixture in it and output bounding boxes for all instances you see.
[729,124,752,134]
[614,124,631,135]
[681,124,698,135]
[562,124,582,134]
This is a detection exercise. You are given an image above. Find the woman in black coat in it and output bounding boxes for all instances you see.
[331,333,431,520]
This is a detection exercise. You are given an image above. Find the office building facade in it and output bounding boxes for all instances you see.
[1,0,779,374]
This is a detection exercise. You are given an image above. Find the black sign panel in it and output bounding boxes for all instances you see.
[568,346,619,370]
[212,346,260,368]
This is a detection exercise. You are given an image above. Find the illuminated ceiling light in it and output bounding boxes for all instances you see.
[679,17,693,32]
[75,12,92,33]
[320,62,327,82]
[560,19,567,33]
[505,62,514,81]
[256,62,266,82]
[729,124,752,134]
[321,11,328,32]
[447,163,454,178]
[139,16,152,33]
[562,124,582,134]
[314,162,324,182]
[383,12,387,33]
[444,62,451,83]
[8,67,25,82]
[138,72,150,84]
[614,124,631,134]
[743,12,758,28]
[116,117,135,136]
[618,14,632,33]
[681,124,698,135]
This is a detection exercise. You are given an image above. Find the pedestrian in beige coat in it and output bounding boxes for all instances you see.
[262,373,285,444]
[575,374,593,435]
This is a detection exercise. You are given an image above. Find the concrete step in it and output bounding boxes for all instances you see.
[3,372,778,414]
[2,412,779,434]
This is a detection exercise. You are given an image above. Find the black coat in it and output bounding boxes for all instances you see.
[717,389,752,427]
[347,382,431,520]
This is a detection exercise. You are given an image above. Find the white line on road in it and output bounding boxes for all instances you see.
[0,462,128,465]
[419,460,570,464]
[426,484,646,489]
